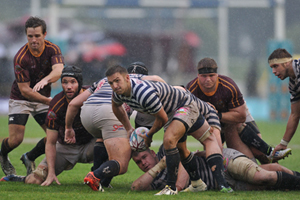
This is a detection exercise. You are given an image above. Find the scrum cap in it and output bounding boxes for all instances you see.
[61,66,83,92]
[127,62,149,75]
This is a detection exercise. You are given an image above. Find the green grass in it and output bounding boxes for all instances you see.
[0,115,300,199]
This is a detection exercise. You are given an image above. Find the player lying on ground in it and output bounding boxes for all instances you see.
[132,145,300,191]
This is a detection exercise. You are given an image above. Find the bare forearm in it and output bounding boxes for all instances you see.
[22,89,51,105]
[44,64,64,84]
[131,173,154,191]
[283,114,300,142]
[45,143,56,174]
[112,102,132,131]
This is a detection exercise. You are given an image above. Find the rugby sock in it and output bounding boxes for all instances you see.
[181,152,201,181]
[93,160,120,180]
[165,147,180,191]
[206,153,229,188]
[91,141,108,171]
[26,137,46,161]
[274,171,300,190]
[1,138,13,157]
[239,125,272,155]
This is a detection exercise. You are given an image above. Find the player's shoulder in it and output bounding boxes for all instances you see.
[186,77,198,90]
[44,40,62,53]
[218,74,239,87]
[50,91,66,108]
[14,43,29,63]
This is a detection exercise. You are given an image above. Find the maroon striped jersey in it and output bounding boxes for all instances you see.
[10,40,64,100]
[186,75,245,113]
[45,86,93,145]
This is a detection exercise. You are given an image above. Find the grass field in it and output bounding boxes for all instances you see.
[0,115,300,199]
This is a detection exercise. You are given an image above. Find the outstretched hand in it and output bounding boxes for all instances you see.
[272,144,287,156]
[138,132,152,148]
[41,173,61,186]
[33,79,49,92]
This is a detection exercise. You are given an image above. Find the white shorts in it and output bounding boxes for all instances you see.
[8,99,49,116]
[80,104,127,140]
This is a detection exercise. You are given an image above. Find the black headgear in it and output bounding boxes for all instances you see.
[61,66,83,94]
[127,62,149,75]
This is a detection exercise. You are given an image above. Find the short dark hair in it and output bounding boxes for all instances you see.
[105,65,127,77]
[268,48,292,61]
[127,62,149,75]
[25,16,47,34]
[197,57,218,74]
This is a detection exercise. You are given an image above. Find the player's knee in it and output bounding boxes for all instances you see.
[163,135,177,149]
[25,174,43,185]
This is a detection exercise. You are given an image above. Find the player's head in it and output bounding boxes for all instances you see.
[127,62,149,75]
[106,65,131,96]
[268,49,293,80]
[197,58,219,90]
[61,66,83,99]
[25,16,47,34]
[197,57,218,74]
[131,149,158,172]
[25,17,47,52]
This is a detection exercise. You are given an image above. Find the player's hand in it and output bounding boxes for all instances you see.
[272,144,287,156]
[64,128,76,144]
[41,173,61,186]
[138,132,152,148]
[33,79,49,92]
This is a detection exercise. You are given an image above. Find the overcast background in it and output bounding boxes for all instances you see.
[0,0,298,120]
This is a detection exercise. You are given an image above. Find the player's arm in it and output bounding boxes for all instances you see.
[65,89,92,143]
[132,156,167,191]
[17,82,52,105]
[220,103,247,124]
[142,108,168,147]
[273,101,300,153]
[112,100,134,136]
[176,162,190,191]
[41,129,60,186]
[33,63,64,92]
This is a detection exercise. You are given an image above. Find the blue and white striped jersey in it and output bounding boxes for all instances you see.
[112,78,220,129]
[290,59,300,103]
[84,74,144,105]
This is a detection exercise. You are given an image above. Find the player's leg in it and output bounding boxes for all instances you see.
[154,119,186,195]
[0,113,29,175]
[21,106,48,174]
[223,123,256,161]
[240,122,291,163]
[228,157,300,190]
[191,120,232,192]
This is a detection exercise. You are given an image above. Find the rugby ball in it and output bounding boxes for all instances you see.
[130,127,149,152]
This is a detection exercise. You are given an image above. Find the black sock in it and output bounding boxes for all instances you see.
[93,160,120,180]
[293,171,300,177]
[274,171,300,190]
[1,138,13,157]
[91,142,108,171]
[26,137,46,161]
[240,125,272,155]
[206,153,229,189]
[101,177,113,187]
[165,147,180,191]
[181,152,201,181]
